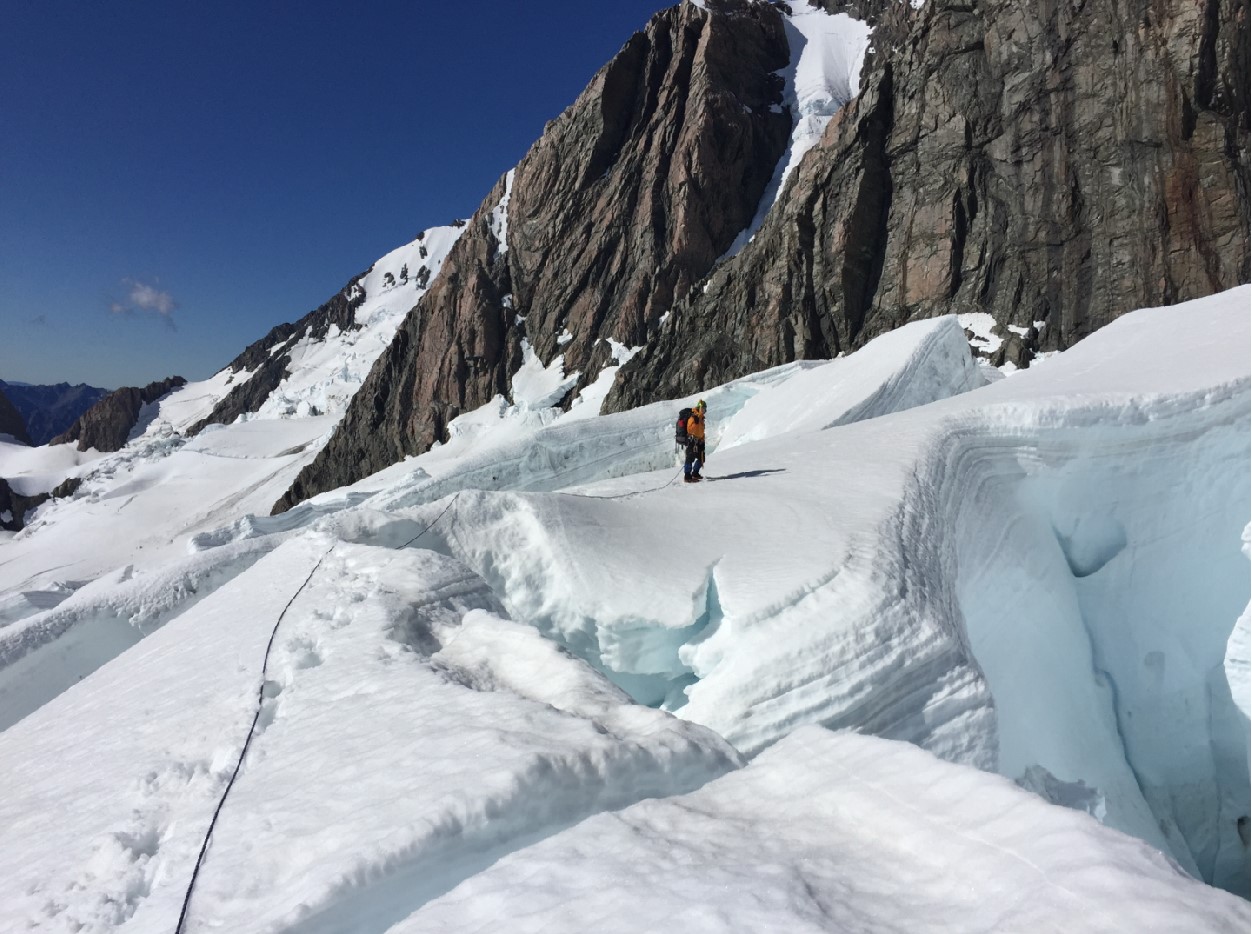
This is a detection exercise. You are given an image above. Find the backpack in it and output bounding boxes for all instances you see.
[675,407,693,445]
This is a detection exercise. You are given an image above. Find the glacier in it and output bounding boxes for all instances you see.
[0,288,1247,930]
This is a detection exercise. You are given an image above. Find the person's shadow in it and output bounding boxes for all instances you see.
[704,469,786,481]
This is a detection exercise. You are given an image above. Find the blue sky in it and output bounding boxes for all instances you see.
[1,0,671,389]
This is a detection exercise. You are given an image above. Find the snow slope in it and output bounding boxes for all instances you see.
[0,223,464,611]
[291,290,1247,891]
[0,531,736,932]
[0,436,108,496]
[246,225,463,422]
[0,289,1247,930]
[402,727,1247,934]
[128,222,464,438]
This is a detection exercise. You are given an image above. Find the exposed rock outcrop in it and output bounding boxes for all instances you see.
[0,388,31,446]
[186,276,369,436]
[606,0,1250,407]
[273,0,793,512]
[0,475,81,532]
[0,381,109,445]
[51,376,186,453]
[0,479,46,532]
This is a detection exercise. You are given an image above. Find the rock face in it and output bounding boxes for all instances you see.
[272,0,1247,511]
[186,276,369,436]
[273,0,793,513]
[51,376,186,453]
[606,0,1250,407]
[0,388,31,446]
[0,381,109,445]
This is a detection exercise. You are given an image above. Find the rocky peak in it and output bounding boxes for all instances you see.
[606,0,1250,408]
[274,0,795,512]
[51,376,187,453]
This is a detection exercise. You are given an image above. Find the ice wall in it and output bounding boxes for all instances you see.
[948,394,1251,892]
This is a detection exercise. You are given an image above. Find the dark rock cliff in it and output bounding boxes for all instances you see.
[273,0,794,513]
[272,0,1247,511]
[0,388,31,446]
[0,381,109,445]
[186,275,369,436]
[607,0,1250,407]
[51,376,186,453]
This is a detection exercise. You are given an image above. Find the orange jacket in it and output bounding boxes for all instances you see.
[686,411,705,441]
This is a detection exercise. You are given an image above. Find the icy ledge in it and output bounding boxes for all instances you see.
[687,289,1250,892]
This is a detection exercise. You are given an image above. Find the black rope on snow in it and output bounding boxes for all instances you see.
[561,465,686,500]
[399,491,463,549]
[174,545,334,934]
[173,448,688,931]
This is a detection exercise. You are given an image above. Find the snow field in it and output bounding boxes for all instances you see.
[0,435,108,496]
[0,286,1247,928]
[398,727,1249,934]
[0,415,335,598]
[146,365,256,435]
[0,530,737,933]
[0,222,466,714]
[0,534,286,732]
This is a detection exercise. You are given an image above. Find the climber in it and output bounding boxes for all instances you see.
[683,400,707,483]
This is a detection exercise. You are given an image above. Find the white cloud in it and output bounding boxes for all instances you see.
[110,278,178,327]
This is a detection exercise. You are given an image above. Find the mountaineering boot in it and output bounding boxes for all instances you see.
[684,474,698,483]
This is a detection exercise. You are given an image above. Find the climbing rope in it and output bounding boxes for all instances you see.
[399,491,463,548]
[561,465,686,500]
[174,448,681,930]
[174,544,334,934]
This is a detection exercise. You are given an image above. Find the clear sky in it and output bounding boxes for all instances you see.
[1,0,672,389]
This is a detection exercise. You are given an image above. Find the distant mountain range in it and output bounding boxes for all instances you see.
[0,380,109,445]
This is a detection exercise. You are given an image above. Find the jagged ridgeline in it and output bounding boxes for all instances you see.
[51,376,187,454]
[183,275,370,437]
[273,0,1248,514]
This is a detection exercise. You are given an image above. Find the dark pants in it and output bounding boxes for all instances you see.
[684,440,705,477]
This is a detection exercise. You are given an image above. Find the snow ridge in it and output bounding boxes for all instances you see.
[245,223,464,423]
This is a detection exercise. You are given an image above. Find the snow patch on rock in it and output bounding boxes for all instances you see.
[724,3,872,258]
[489,169,515,256]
